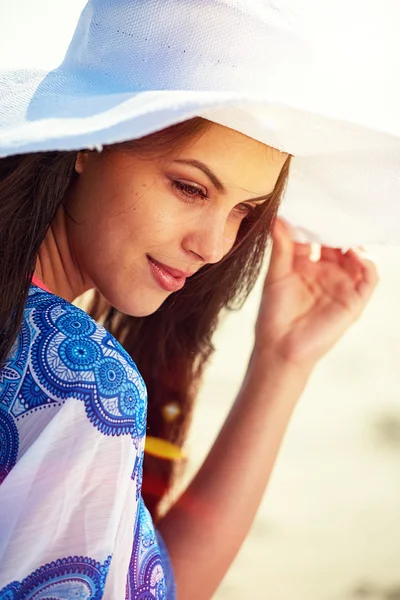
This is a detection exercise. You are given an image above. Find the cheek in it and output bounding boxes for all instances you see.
[131,195,204,227]
[223,237,235,257]
[223,217,242,248]
[69,165,196,259]
[110,206,188,257]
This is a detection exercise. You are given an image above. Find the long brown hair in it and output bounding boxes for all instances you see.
[0,117,291,518]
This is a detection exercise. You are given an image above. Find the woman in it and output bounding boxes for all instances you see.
[0,1,382,599]
[0,116,378,599]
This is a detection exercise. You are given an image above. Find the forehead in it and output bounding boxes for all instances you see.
[173,123,288,196]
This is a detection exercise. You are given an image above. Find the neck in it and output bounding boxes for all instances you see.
[35,206,92,302]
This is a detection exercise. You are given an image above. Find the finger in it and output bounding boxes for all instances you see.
[320,247,343,263]
[340,249,365,282]
[293,254,313,272]
[266,218,295,281]
[346,249,379,298]
[293,241,312,258]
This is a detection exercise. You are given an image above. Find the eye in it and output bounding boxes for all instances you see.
[171,179,208,203]
[232,203,257,218]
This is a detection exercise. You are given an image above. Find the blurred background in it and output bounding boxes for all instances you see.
[1,1,399,598]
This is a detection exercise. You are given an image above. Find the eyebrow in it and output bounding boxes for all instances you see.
[173,158,274,203]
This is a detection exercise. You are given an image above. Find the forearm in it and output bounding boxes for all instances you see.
[157,352,311,600]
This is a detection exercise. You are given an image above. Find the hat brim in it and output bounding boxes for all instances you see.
[1,67,400,246]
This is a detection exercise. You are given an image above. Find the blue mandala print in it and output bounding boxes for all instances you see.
[56,311,97,338]
[0,286,176,599]
[94,357,126,398]
[0,409,19,484]
[1,286,148,440]
[59,337,101,371]
[19,369,53,410]
[120,388,148,438]
[126,500,172,600]
[0,319,30,412]
[0,555,112,600]
[119,386,141,417]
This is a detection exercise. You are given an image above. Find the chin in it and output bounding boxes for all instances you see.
[96,279,169,318]
[126,305,162,318]
[111,294,167,318]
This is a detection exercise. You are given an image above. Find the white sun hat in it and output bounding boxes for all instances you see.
[0,0,399,246]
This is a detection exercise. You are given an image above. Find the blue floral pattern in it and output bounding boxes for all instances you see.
[0,409,18,484]
[126,500,170,600]
[0,286,147,440]
[0,555,111,599]
[0,285,175,599]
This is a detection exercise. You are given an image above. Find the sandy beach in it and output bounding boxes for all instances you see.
[181,247,400,600]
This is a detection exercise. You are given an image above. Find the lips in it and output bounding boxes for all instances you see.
[147,256,190,292]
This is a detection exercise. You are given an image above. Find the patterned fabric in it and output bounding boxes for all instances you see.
[0,285,176,599]
[0,555,112,600]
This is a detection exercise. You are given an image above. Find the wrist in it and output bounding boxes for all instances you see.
[235,349,312,414]
[248,347,314,385]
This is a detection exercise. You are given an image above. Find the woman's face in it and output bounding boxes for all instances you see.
[66,123,287,316]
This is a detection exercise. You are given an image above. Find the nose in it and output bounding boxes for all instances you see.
[183,210,232,265]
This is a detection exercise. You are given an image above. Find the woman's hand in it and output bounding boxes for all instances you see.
[254,218,379,371]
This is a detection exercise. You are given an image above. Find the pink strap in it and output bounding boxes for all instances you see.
[32,274,52,294]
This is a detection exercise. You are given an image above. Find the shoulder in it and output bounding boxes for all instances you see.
[2,286,147,440]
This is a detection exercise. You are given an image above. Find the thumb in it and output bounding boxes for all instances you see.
[265,218,294,283]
